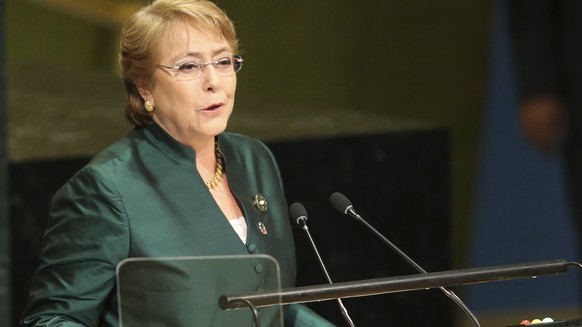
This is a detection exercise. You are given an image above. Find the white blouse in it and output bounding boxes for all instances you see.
[229,216,247,243]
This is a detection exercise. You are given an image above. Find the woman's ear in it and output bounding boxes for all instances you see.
[135,78,153,102]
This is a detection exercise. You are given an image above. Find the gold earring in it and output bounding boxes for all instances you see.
[144,100,154,112]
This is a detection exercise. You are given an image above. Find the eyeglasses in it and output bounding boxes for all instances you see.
[157,55,243,81]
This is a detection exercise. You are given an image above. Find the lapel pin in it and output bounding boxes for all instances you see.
[253,193,268,213]
[257,222,268,235]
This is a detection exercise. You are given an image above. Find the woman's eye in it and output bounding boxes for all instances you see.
[178,62,198,71]
[216,58,232,68]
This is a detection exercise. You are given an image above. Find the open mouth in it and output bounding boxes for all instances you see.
[202,103,222,111]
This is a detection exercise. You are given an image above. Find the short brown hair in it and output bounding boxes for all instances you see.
[119,0,239,125]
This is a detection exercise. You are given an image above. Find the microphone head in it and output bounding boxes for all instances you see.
[329,192,352,215]
[289,202,308,225]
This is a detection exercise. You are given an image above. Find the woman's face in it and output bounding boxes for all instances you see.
[140,21,237,146]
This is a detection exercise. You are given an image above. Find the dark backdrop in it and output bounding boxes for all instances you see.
[272,129,453,325]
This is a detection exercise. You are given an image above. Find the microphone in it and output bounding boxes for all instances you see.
[329,192,481,327]
[289,202,356,327]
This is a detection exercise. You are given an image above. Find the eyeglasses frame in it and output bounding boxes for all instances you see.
[156,54,243,81]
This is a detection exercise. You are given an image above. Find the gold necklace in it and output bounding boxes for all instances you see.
[206,143,224,190]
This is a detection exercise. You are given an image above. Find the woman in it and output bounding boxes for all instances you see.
[20,0,334,326]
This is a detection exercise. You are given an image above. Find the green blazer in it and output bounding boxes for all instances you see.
[21,123,334,327]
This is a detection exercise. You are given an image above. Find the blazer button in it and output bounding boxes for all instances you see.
[247,243,257,253]
[254,263,264,273]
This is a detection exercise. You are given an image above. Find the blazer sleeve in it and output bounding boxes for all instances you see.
[20,166,130,327]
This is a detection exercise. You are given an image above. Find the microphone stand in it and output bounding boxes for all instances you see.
[347,206,481,327]
[298,218,356,327]
[330,192,481,327]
